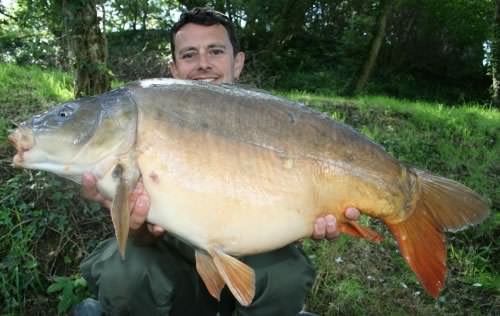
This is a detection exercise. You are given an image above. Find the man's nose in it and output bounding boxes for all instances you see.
[197,53,212,70]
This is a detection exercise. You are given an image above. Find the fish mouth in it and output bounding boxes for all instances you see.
[8,128,34,166]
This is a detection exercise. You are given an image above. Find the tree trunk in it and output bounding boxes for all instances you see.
[354,0,393,94]
[491,0,500,107]
[101,2,106,34]
[142,1,148,31]
[63,0,111,97]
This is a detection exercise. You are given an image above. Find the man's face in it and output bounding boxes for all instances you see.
[169,23,245,84]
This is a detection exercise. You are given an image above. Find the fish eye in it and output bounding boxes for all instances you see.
[57,104,75,120]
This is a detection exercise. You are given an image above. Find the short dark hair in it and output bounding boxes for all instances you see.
[169,7,240,61]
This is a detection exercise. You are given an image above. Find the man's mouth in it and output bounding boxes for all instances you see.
[193,77,219,83]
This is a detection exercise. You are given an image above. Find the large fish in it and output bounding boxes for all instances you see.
[8,79,489,306]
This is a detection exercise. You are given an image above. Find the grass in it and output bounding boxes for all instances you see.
[0,63,499,315]
[0,63,111,315]
[285,91,499,315]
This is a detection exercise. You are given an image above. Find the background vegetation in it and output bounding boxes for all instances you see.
[0,0,499,315]
[1,0,498,103]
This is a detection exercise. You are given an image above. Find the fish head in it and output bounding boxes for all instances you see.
[8,88,137,180]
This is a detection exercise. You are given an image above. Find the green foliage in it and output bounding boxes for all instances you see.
[0,63,73,124]
[107,0,177,31]
[2,0,495,103]
[0,0,67,68]
[47,275,89,314]
[265,70,345,94]
[0,63,111,315]
[107,29,171,80]
[288,91,499,315]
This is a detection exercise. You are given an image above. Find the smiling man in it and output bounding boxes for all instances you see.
[169,22,245,84]
[77,7,359,316]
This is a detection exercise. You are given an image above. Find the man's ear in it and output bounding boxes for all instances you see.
[169,61,179,78]
[233,52,246,80]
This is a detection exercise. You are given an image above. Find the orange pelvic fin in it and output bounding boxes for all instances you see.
[339,220,383,243]
[209,248,255,306]
[195,250,225,301]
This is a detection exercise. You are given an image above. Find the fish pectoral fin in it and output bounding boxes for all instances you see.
[111,164,131,260]
[339,220,383,243]
[195,250,225,301]
[209,248,255,307]
[110,160,140,260]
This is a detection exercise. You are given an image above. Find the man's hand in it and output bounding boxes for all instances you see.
[81,172,112,209]
[81,172,165,237]
[128,181,165,236]
[312,207,360,240]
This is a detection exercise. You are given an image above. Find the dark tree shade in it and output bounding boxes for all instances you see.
[63,0,111,97]
[491,0,500,107]
[354,0,395,95]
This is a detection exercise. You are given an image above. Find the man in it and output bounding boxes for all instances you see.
[77,7,359,316]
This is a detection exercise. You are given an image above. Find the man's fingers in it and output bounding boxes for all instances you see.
[81,172,98,199]
[345,207,360,221]
[134,180,145,194]
[312,217,326,240]
[152,225,166,236]
[130,195,150,230]
[81,172,112,209]
[324,214,340,239]
[82,172,96,186]
[128,179,144,206]
[312,215,339,240]
[101,199,112,210]
[147,223,166,237]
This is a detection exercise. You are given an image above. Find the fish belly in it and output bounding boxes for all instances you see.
[137,124,322,256]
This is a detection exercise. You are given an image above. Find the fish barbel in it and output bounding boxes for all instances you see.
[8,79,490,306]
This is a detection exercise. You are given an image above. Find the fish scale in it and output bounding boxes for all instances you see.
[9,78,490,306]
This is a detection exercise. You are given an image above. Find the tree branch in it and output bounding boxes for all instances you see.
[0,6,17,21]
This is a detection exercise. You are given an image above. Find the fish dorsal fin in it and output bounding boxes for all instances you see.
[195,250,225,301]
[110,157,140,259]
[339,220,383,243]
[209,248,255,306]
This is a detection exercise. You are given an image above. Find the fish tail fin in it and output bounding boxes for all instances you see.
[386,168,490,298]
[411,169,490,230]
[386,208,446,298]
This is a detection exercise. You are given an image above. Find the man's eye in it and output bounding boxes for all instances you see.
[181,52,195,59]
[211,49,225,55]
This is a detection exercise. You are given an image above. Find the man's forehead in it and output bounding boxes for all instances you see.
[174,23,231,49]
